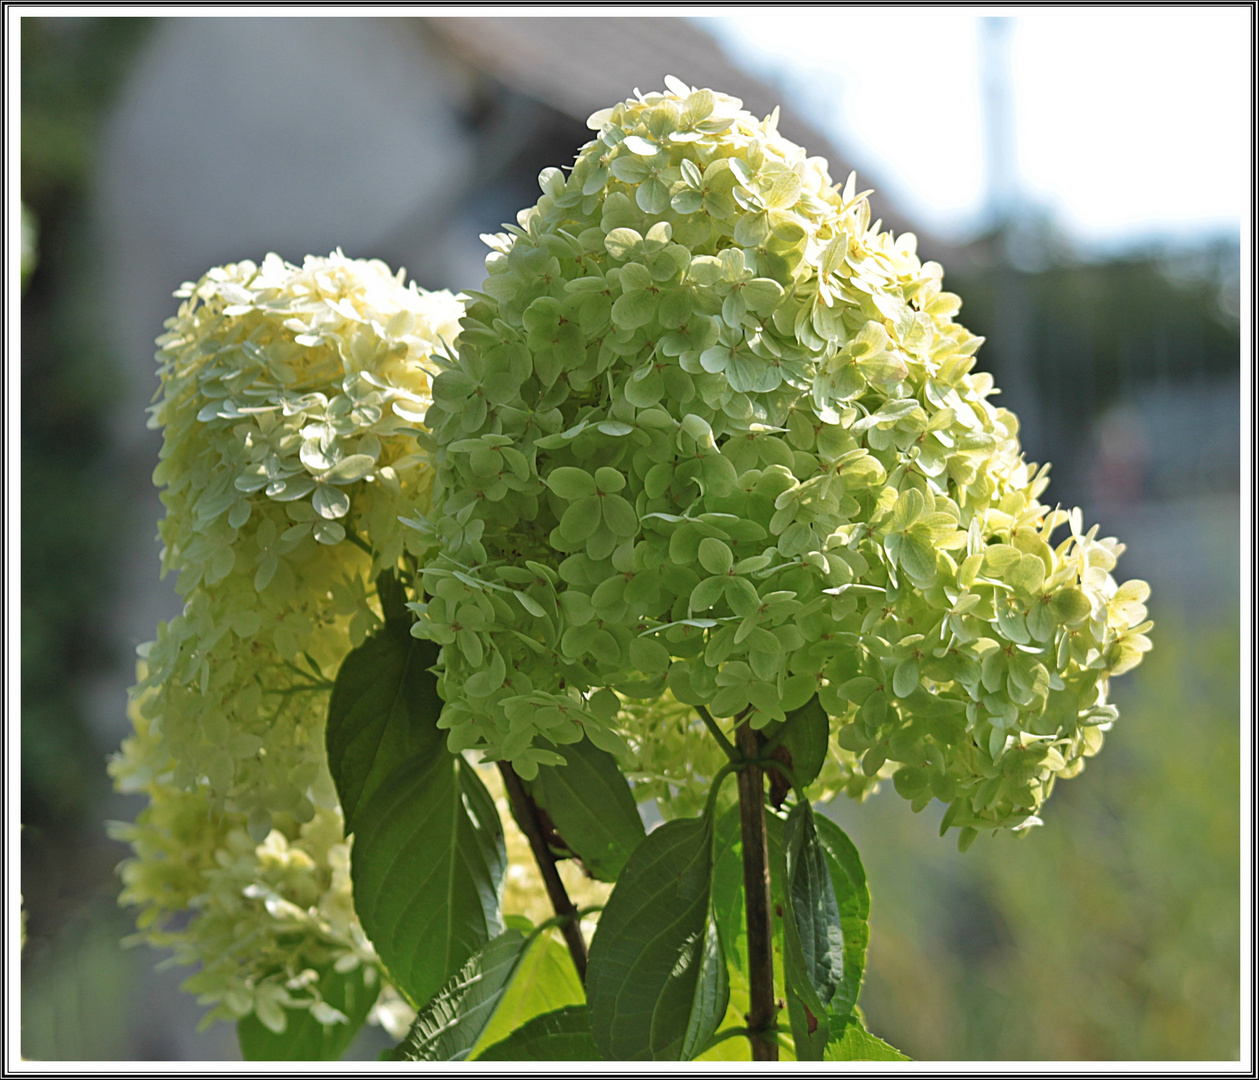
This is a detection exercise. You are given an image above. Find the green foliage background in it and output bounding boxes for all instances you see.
[18,15,1242,1061]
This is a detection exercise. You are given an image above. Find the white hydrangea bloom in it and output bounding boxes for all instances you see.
[111,252,462,1033]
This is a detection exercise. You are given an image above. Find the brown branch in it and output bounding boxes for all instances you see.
[496,760,588,983]
[735,719,779,1061]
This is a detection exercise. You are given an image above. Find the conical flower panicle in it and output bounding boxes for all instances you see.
[417,80,1151,837]
[112,252,462,1032]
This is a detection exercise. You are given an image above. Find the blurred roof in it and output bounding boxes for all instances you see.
[424,15,942,256]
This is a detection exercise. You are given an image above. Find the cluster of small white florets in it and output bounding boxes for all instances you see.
[111,252,461,1032]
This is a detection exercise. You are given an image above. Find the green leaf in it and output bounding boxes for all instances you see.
[763,807,868,1060]
[470,930,585,1055]
[781,802,844,1059]
[391,930,531,1061]
[325,626,444,833]
[812,815,870,1027]
[776,695,829,789]
[375,569,409,622]
[237,965,379,1061]
[786,992,826,1062]
[786,806,843,1004]
[709,806,745,972]
[681,918,729,1061]
[823,1019,910,1061]
[586,814,728,1060]
[475,1006,599,1061]
[351,754,505,1011]
[530,736,646,882]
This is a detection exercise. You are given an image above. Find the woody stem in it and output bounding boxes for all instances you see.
[496,761,588,983]
[735,718,778,1061]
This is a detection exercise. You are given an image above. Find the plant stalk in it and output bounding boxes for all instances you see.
[735,719,778,1061]
[496,760,588,983]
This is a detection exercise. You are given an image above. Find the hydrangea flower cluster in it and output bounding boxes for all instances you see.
[416,79,1151,836]
[109,698,396,1034]
[131,251,460,831]
[112,252,462,1031]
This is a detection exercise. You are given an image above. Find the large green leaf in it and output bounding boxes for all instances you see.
[529,735,645,881]
[786,992,826,1062]
[766,807,818,1060]
[710,806,745,973]
[469,929,584,1055]
[325,622,444,832]
[681,917,729,1061]
[236,964,378,1061]
[813,814,870,1025]
[586,815,728,1060]
[475,1006,599,1061]
[784,803,844,1009]
[699,806,752,1061]
[823,1020,910,1061]
[390,930,531,1061]
[778,695,829,789]
[351,753,505,1010]
[714,806,865,1063]
[772,808,874,1060]
[779,802,843,1060]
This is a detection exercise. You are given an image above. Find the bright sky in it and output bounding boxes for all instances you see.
[710,8,1250,252]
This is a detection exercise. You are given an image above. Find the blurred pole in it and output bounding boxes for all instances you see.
[980,16,1042,456]
[981,17,1017,231]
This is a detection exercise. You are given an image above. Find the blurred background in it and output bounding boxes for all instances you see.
[16,11,1245,1061]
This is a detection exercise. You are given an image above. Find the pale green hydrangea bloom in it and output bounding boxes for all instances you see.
[112,252,462,1033]
[417,80,1151,839]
